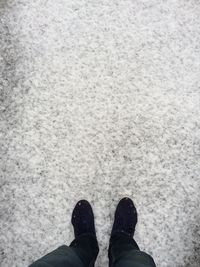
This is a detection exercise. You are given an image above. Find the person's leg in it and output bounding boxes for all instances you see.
[29,200,99,267]
[70,233,99,267]
[29,244,85,267]
[109,231,139,262]
[109,232,156,267]
[108,198,156,267]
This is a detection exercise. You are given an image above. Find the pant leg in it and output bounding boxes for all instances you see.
[70,233,99,267]
[109,232,156,267]
[29,234,99,267]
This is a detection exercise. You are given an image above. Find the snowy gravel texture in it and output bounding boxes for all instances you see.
[0,1,200,266]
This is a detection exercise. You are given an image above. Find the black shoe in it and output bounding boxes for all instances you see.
[71,200,96,239]
[111,197,137,238]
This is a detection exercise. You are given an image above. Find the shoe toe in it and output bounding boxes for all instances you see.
[117,197,135,211]
[72,200,93,223]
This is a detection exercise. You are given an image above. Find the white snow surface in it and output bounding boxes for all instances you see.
[0,1,200,267]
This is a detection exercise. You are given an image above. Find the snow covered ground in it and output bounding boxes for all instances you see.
[0,1,200,266]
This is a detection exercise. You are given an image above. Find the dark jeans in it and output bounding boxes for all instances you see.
[29,233,156,267]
